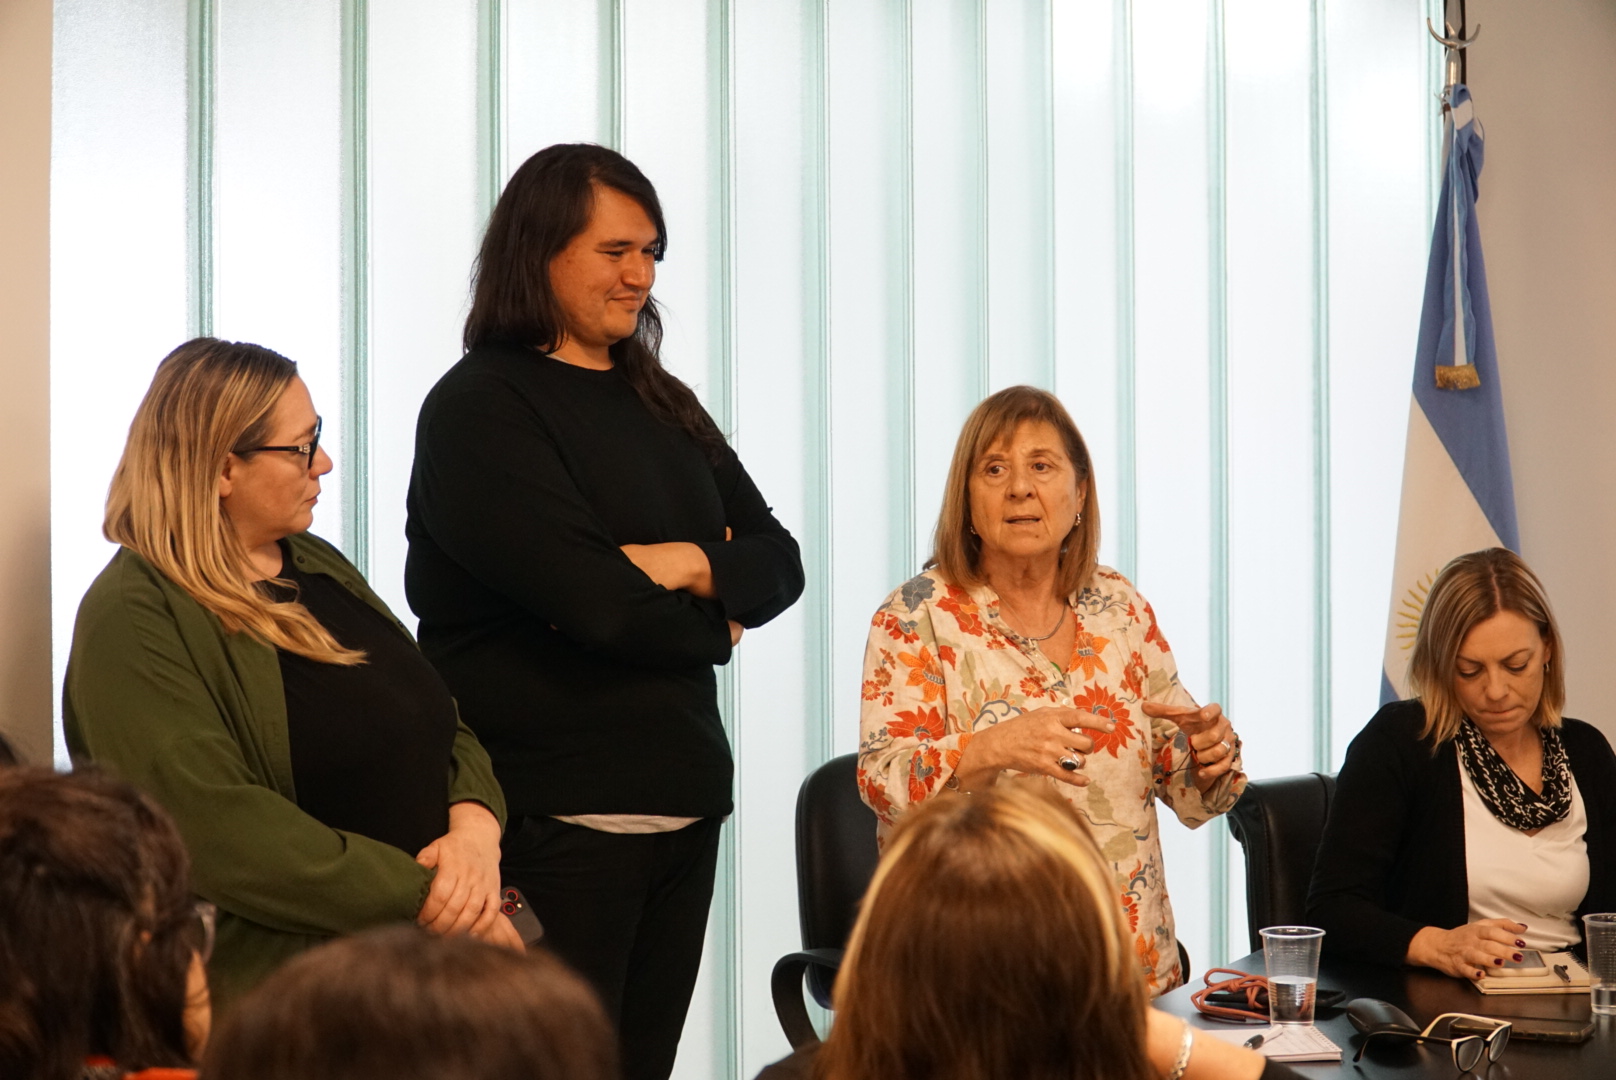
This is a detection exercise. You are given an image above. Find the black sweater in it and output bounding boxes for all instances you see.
[404,344,803,819]
[1307,699,1616,967]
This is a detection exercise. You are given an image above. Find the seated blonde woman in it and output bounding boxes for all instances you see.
[65,339,515,1006]
[756,783,1295,1080]
[1310,548,1616,976]
[859,385,1246,993]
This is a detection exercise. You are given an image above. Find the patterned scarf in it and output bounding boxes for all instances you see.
[1455,718,1573,831]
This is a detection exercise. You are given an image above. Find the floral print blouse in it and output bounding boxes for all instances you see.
[858,566,1247,994]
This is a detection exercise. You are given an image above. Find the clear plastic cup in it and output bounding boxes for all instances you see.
[1584,913,1616,1016]
[1261,925,1325,1026]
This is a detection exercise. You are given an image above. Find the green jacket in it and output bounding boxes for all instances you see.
[64,533,507,1006]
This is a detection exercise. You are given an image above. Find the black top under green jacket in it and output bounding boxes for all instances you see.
[1307,699,1616,966]
[64,533,506,1006]
[405,345,804,820]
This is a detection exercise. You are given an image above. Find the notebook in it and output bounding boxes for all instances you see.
[1205,1024,1343,1062]
[1472,951,1590,995]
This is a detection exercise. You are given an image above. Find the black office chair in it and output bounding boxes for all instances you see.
[1226,772,1336,953]
[770,753,878,1050]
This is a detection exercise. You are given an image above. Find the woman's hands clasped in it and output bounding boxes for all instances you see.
[415,801,524,952]
[1407,920,1531,980]
[950,706,1117,792]
[1140,700,1240,792]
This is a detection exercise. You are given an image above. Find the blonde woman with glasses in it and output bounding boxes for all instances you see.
[1309,547,1616,978]
[65,338,514,1007]
[756,783,1297,1080]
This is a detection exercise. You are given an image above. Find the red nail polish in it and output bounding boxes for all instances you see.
[1494,958,1504,965]
[1516,940,1526,948]
[1513,953,1523,962]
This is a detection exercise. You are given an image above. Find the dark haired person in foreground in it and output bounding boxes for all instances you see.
[1310,548,1616,976]
[0,769,211,1080]
[407,143,803,1079]
[757,783,1295,1080]
[200,927,615,1080]
[66,339,512,1006]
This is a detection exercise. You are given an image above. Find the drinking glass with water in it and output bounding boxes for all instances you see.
[1261,926,1325,1026]
[1584,913,1616,1016]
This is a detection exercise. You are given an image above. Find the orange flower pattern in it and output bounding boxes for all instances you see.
[858,567,1246,996]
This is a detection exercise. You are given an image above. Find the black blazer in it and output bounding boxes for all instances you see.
[1307,700,1616,966]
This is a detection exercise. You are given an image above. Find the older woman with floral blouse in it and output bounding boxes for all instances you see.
[859,385,1247,995]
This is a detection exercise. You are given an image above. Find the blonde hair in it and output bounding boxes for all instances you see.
[1408,547,1563,744]
[816,783,1152,1080]
[105,338,362,665]
[927,386,1099,598]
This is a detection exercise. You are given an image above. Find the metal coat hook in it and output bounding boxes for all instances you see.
[1427,18,1480,88]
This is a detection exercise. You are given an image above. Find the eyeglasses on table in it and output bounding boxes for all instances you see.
[1353,1012,1510,1073]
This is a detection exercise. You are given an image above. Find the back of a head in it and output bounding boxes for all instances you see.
[819,782,1153,1080]
[201,927,617,1080]
[0,769,197,1080]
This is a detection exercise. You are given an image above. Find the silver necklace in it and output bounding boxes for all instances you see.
[1005,604,1066,643]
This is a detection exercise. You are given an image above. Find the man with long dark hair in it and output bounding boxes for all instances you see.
[406,143,803,1080]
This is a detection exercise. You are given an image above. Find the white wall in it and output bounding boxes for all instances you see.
[0,0,53,766]
[1471,0,1616,743]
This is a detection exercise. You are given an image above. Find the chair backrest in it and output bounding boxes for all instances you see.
[795,752,880,1001]
[1225,772,1336,954]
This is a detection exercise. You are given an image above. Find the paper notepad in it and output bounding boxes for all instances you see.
[1472,951,1590,994]
[1205,1025,1343,1062]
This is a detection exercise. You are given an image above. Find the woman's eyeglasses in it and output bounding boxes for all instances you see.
[1354,1012,1510,1073]
[236,416,322,470]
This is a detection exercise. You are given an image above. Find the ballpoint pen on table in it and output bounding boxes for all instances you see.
[1554,964,1572,984]
[1244,1033,1266,1050]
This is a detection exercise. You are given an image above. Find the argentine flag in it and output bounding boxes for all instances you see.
[1381,84,1519,703]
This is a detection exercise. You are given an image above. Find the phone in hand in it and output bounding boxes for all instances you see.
[501,886,545,946]
[1495,949,1548,977]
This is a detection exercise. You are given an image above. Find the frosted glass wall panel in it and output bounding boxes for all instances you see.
[909,0,985,565]
[621,0,721,409]
[729,2,821,1068]
[506,0,612,156]
[367,0,482,621]
[984,0,1053,393]
[1223,0,1318,781]
[1325,0,1432,765]
[1130,3,1215,966]
[214,0,348,548]
[826,0,914,755]
[50,0,192,761]
[1050,1,1125,572]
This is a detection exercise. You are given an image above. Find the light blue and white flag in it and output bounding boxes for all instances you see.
[1381,83,1519,703]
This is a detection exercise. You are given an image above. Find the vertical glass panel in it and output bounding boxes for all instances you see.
[1050,0,1123,571]
[50,0,191,759]
[505,0,610,166]
[984,0,1053,392]
[1325,0,1430,765]
[909,0,984,565]
[1130,1,1214,965]
[214,0,346,548]
[367,0,482,622]
[730,4,818,1069]
[826,0,913,756]
[1223,0,1316,781]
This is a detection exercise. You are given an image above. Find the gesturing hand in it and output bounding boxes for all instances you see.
[1140,700,1240,790]
[415,802,504,938]
[951,705,1117,792]
[1408,920,1530,979]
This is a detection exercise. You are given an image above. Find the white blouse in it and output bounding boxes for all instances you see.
[1460,760,1588,952]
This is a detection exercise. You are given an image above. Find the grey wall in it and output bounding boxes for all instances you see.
[1472,0,1616,742]
[0,0,53,766]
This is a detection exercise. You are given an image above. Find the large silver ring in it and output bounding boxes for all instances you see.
[1058,755,1082,772]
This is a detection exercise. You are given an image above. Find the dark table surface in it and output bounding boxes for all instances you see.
[1156,951,1615,1079]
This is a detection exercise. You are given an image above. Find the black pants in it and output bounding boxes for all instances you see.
[501,815,723,1080]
